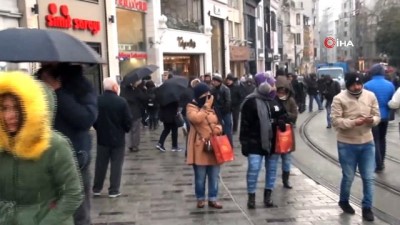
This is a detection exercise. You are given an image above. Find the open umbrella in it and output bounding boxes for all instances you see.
[0,28,104,63]
[156,76,188,106]
[121,64,159,86]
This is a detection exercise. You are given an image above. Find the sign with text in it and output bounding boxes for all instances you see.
[229,46,250,61]
[177,37,196,49]
[116,0,147,12]
[118,51,147,59]
[45,3,101,35]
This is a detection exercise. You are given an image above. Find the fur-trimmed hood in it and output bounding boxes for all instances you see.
[0,71,51,160]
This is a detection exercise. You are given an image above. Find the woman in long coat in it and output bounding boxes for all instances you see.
[0,71,83,225]
[186,83,223,209]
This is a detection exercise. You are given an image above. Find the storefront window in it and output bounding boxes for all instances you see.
[211,18,225,75]
[116,8,147,76]
[163,54,200,77]
[161,0,203,32]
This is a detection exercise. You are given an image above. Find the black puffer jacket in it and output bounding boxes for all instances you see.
[240,97,288,156]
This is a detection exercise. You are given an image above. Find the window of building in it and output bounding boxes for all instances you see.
[301,2,303,8]
[344,2,347,8]
[161,0,203,32]
[295,33,301,45]
[235,23,240,39]
[313,16,316,26]
[304,16,309,26]
[344,31,347,37]
[296,13,301,25]
[278,20,283,47]
[271,11,276,31]
[117,9,147,77]
[314,47,317,57]
[344,21,348,27]
[343,12,347,18]
[229,21,233,39]
[228,0,239,9]
[344,50,348,56]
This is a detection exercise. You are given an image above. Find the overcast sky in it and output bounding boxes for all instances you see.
[318,0,341,20]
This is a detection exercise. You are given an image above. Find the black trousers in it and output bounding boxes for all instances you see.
[231,106,240,133]
[93,145,125,194]
[372,121,389,169]
[74,166,91,225]
[159,122,178,148]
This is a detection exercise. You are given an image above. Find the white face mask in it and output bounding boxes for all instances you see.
[279,95,288,100]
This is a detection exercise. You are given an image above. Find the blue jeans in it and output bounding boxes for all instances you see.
[338,141,375,208]
[265,153,292,190]
[193,165,220,201]
[246,154,268,193]
[222,113,233,146]
[308,94,322,112]
[326,100,332,127]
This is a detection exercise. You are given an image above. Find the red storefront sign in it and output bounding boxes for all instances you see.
[118,52,147,59]
[45,3,101,35]
[116,0,147,12]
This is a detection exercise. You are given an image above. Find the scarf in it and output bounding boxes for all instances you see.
[241,89,272,153]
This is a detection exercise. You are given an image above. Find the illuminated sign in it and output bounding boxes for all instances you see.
[45,3,101,35]
[116,0,148,12]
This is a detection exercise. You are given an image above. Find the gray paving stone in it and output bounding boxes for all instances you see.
[89,128,389,225]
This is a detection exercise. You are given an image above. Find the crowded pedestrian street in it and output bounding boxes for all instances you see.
[90,111,389,225]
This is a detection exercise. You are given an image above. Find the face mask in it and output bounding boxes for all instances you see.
[279,95,288,100]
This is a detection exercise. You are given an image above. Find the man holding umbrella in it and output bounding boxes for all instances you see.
[121,65,158,152]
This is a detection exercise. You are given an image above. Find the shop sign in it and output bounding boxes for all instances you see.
[177,37,196,49]
[118,51,147,59]
[45,3,101,35]
[229,46,250,61]
[116,0,148,12]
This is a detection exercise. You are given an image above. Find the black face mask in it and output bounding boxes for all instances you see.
[195,95,211,108]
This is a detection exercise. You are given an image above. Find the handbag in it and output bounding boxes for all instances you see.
[209,135,234,164]
[275,124,294,154]
[175,112,185,127]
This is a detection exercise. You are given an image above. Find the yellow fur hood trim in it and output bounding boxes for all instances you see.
[0,71,51,160]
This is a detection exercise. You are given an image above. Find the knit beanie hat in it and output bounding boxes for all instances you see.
[254,72,267,87]
[194,83,210,100]
[369,63,385,76]
[212,73,223,82]
[345,73,363,89]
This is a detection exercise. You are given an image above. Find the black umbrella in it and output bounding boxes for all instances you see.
[0,28,104,63]
[122,64,159,86]
[156,76,189,106]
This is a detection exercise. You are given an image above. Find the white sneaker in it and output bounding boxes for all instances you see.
[93,192,101,197]
[172,147,183,152]
[156,143,166,152]
[109,193,121,198]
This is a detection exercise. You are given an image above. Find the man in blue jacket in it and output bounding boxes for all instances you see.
[364,64,395,173]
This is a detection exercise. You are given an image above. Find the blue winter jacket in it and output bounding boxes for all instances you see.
[364,76,395,120]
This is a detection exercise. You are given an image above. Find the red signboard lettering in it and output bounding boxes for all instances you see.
[118,52,147,59]
[45,3,101,35]
[116,0,147,12]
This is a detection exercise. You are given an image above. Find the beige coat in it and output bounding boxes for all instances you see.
[331,89,380,144]
[186,103,223,165]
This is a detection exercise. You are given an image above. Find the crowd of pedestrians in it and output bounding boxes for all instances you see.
[2,62,400,224]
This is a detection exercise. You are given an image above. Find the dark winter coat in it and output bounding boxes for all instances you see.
[94,91,133,148]
[211,84,231,115]
[120,86,148,120]
[305,77,319,95]
[179,87,194,117]
[146,87,159,113]
[53,75,98,169]
[323,80,341,102]
[276,77,298,123]
[240,98,288,156]
[159,101,179,124]
[227,83,244,108]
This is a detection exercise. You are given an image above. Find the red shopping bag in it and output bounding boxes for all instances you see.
[210,135,234,164]
[275,124,294,154]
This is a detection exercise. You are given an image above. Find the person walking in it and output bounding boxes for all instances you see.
[121,79,148,152]
[364,64,395,172]
[186,83,223,209]
[156,100,182,152]
[0,71,83,225]
[38,63,98,225]
[331,72,380,221]
[211,73,233,145]
[225,74,244,134]
[305,73,323,112]
[92,78,133,198]
[240,73,289,209]
[322,75,341,128]
[145,81,159,130]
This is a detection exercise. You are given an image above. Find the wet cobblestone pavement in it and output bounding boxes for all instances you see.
[90,128,388,225]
